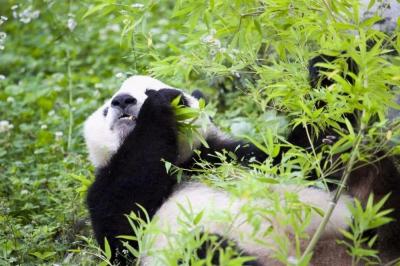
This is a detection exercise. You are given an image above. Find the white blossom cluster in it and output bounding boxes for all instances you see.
[131,3,145,9]
[67,17,77,31]
[55,131,63,141]
[0,120,14,133]
[201,29,221,49]
[0,15,7,26]
[0,31,6,51]
[200,29,242,59]
[12,5,40,24]
[0,16,7,51]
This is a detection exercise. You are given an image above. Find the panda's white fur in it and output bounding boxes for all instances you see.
[143,183,351,265]
[84,76,352,265]
[360,0,400,33]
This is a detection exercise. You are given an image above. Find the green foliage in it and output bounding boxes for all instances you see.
[338,194,393,265]
[1,0,399,265]
[0,0,134,264]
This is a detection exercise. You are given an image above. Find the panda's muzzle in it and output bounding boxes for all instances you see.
[111,93,138,121]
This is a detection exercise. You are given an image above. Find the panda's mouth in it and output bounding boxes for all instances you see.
[118,113,137,121]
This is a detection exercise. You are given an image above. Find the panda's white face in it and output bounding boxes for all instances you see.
[84,75,204,168]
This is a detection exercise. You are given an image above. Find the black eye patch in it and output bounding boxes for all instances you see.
[103,107,109,117]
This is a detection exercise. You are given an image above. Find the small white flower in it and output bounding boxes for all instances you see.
[201,34,214,43]
[41,124,48,130]
[67,18,77,31]
[0,75,6,80]
[232,71,241,78]
[21,189,29,195]
[11,5,18,10]
[55,131,63,141]
[31,10,40,19]
[6,96,14,102]
[19,6,40,24]
[0,16,7,25]
[158,19,169,26]
[213,39,221,48]
[94,83,103,89]
[115,72,125,79]
[159,34,168,42]
[0,32,7,41]
[76,97,84,104]
[0,45,4,50]
[0,120,12,133]
[287,256,298,265]
[150,28,162,35]
[107,24,120,32]
[48,110,55,116]
[131,3,145,9]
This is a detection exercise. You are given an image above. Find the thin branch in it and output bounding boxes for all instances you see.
[67,50,74,152]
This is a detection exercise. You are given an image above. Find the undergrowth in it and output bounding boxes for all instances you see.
[0,0,399,265]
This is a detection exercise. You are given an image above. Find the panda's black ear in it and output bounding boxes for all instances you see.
[191,89,207,103]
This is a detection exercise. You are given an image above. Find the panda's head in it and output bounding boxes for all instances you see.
[84,75,209,168]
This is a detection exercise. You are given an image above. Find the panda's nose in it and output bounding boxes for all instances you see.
[111,94,137,110]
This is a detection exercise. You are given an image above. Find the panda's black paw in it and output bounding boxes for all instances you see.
[138,88,187,125]
[145,88,188,106]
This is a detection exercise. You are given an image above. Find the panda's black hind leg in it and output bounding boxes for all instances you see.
[194,233,261,266]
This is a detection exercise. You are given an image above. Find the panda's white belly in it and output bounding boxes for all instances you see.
[140,183,352,265]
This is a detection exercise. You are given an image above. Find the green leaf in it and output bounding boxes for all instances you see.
[103,238,112,260]
[83,4,111,19]
[29,251,56,260]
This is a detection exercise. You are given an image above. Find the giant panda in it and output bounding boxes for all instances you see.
[83,75,353,265]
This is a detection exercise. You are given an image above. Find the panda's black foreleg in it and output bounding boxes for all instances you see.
[87,89,184,264]
[196,137,268,166]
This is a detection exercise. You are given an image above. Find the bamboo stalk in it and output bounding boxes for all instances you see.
[300,118,366,263]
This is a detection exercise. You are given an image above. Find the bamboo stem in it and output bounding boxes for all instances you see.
[300,117,366,262]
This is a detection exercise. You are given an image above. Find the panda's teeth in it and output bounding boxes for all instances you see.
[119,115,136,121]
